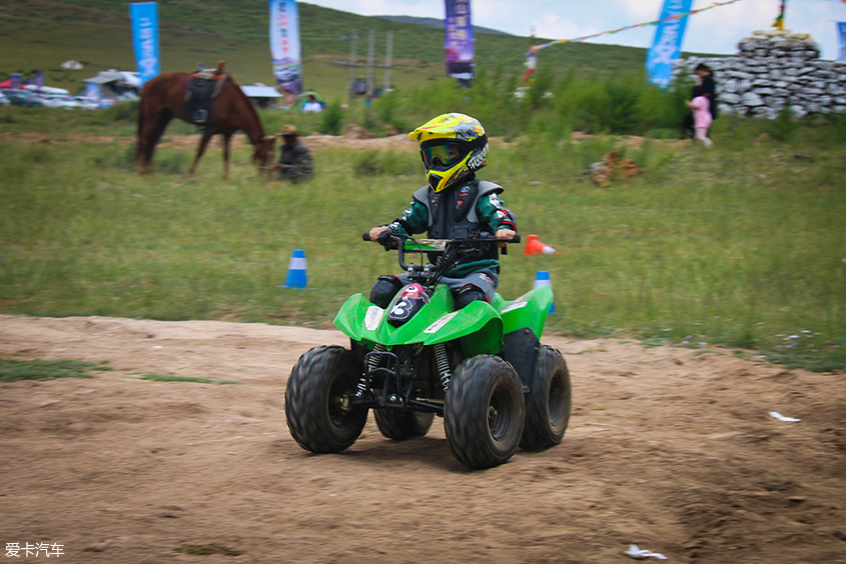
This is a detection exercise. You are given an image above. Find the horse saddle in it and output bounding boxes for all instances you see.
[185,67,228,126]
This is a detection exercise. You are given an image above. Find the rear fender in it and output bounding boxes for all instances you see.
[499,285,553,339]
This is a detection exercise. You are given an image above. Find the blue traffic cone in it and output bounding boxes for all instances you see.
[532,270,555,313]
[281,249,308,289]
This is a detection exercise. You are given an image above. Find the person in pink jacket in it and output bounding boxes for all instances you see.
[685,85,713,147]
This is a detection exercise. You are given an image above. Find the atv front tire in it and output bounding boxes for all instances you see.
[374,410,435,440]
[520,346,571,451]
[285,345,368,454]
[444,355,524,469]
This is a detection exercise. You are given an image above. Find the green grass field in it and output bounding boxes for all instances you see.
[1,104,844,371]
[1,1,844,371]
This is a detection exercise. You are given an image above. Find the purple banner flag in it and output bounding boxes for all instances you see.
[444,0,474,81]
[29,71,45,91]
[269,0,302,99]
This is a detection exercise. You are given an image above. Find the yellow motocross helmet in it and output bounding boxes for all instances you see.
[408,113,489,193]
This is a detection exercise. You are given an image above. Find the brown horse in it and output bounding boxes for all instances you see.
[137,70,275,179]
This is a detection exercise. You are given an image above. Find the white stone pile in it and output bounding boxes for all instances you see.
[673,30,846,119]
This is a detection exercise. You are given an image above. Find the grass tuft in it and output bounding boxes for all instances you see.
[0,359,112,382]
[140,373,241,385]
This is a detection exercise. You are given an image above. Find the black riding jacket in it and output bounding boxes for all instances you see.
[385,176,516,277]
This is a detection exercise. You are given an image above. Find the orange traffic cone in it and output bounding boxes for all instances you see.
[523,234,559,256]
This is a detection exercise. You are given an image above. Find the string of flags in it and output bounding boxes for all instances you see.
[523,0,746,81]
[527,0,746,55]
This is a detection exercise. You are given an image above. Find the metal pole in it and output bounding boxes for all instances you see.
[384,30,393,92]
[348,29,357,94]
[366,29,375,97]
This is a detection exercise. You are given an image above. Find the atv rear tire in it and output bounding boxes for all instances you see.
[374,410,435,440]
[520,346,571,451]
[444,355,524,469]
[285,345,368,454]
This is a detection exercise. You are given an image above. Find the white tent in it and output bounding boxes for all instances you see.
[241,84,283,108]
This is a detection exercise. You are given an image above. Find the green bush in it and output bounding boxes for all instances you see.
[352,150,381,176]
[375,89,406,131]
[351,150,420,177]
[766,106,799,142]
[103,100,138,122]
[408,79,469,119]
[319,99,345,135]
[602,77,643,134]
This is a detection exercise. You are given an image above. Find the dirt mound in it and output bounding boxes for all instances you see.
[0,315,843,563]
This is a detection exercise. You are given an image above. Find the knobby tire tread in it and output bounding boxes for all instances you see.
[444,355,524,469]
[520,345,571,451]
[285,345,367,454]
[374,410,435,441]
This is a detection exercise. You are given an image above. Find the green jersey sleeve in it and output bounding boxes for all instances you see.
[476,192,516,232]
[386,198,429,235]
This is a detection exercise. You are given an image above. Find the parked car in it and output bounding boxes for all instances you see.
[0,91,9,106]
[0,89,43,107]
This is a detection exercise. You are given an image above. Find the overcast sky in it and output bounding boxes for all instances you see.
[304,0,846,60]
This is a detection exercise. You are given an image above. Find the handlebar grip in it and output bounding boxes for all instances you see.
[362,233,371,241]
[511,234,521,244]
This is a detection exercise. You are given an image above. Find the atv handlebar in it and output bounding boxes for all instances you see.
[362,233,521,245]
[362,232,521,285]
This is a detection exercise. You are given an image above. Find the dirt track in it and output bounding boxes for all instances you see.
[0,314,844,563]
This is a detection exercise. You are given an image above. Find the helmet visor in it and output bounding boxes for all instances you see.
[421,143,464,171]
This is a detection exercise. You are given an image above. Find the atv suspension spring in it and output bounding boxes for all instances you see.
[358,343,386,397]
[434,343,452,391]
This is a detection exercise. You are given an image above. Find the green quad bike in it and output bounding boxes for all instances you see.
[284,233,571,469]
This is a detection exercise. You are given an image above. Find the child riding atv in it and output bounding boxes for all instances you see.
[368,113,517,310]
[285,113,570,469]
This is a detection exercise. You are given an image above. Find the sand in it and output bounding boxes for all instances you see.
[0,314,844,563]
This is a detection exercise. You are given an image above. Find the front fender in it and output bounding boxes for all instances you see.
[333,292,376,343]
[334,288,503,355]
[423,300,502,356]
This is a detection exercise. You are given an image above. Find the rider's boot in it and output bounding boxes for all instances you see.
[454,285,488,309]
[370,275,404,308]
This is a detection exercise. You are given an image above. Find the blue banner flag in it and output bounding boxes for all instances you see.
[85,82,99,99]
[646,0,694,88]
[444,0,474,81]
[269,0,302,97]
[130,2,160,86]
[838,22,846,62]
